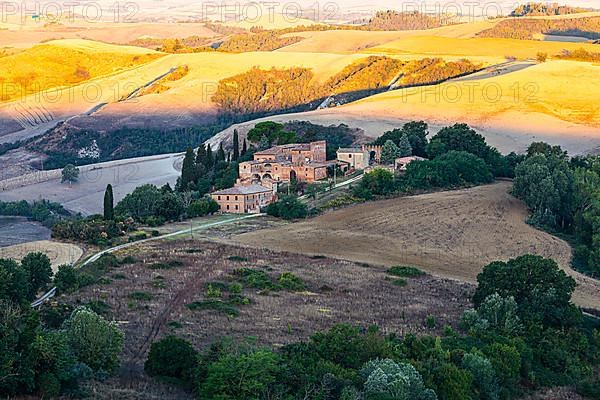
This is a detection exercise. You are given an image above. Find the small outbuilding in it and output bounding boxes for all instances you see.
[395,156,426,172]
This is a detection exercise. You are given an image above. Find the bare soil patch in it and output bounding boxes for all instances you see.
[62,239,472,379]
[234,182,600,310]
[0,239,82,272]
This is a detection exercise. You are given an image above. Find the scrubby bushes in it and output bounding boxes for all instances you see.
[0,199,71,227]
[63,307,124,373]
[188,197,219,218]
[52,215,136,246]
[478,15,600,40]
[218,31,304,52]
[0,303,125,398]
[144,253,600,400]
[0,252,52,304]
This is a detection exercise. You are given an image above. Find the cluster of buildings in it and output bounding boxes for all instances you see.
[210,139,423,214]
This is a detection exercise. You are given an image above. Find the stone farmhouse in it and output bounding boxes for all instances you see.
[238,140,337,186]
[210,184,276,214]
[210,140,419,214]
[211,140,337,214]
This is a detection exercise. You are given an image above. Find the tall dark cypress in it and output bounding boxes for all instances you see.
[196,144,207,167]
[103,184,114,220]
[241,138,247,156]
[216,143,226,163]
[180,147,197,190]
[206,144,214,169]
[232,129,240,161]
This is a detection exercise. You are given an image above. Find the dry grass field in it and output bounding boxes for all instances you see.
[215,59,599,155]
[0,40,162,103]
[0,21,220,48]
[0,240,82,272]
[234,182,600,310]
[369,35,600,60]
[63,239,472,381]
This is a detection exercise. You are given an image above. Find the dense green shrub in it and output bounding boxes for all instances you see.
[387,265,425,277]
[462,352,499,400]
[360,359,436,399]
[278,272,306,291]
[404,151,493,190]
[425,123,507,177]
[353,168,396,200]
[0,199,71,227]
[265,195,308,220]
[62,307,125,373]
[145,336,198,386]
[199,349,281,399]
[188,197,219,218]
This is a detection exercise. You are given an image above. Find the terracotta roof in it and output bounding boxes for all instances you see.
[211,184,272,196]
[254,146,280,155]
[395,156,426,163]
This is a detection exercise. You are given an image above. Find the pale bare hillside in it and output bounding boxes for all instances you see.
[279,20,500,53]
[0,22,220,48]
[370,35,600,59]
[220,9,319,30]
[234,182,600,310]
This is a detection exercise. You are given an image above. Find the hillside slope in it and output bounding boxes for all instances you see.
[234,182,600,310]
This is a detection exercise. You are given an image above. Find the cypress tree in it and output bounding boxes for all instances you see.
[103,184,114,220]
[232,130,240,161]
[241,138,247,156]
[195,144,207,167]
[180,147,197,190]
[398,133,413,157]
[216,143,226,163]
[206,144,214,169]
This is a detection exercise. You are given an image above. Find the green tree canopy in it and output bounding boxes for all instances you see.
[200,349,280,400]
[145,335,198,386]
[426,123,507,176]
[0,258,30,304]
[266,195,308,220]
[61,164,80,184]
[179,147,198,191]
[512,153,575,228]
[381,140,401,164]
[21,252,52,299]
[247,121,296,146]
[63,307,125,373]
[232,129,240,161]
[398,133,413,157]
[473,255,580,328]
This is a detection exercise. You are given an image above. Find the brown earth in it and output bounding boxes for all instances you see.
[234,181,600,310]
[63,239,473,382]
